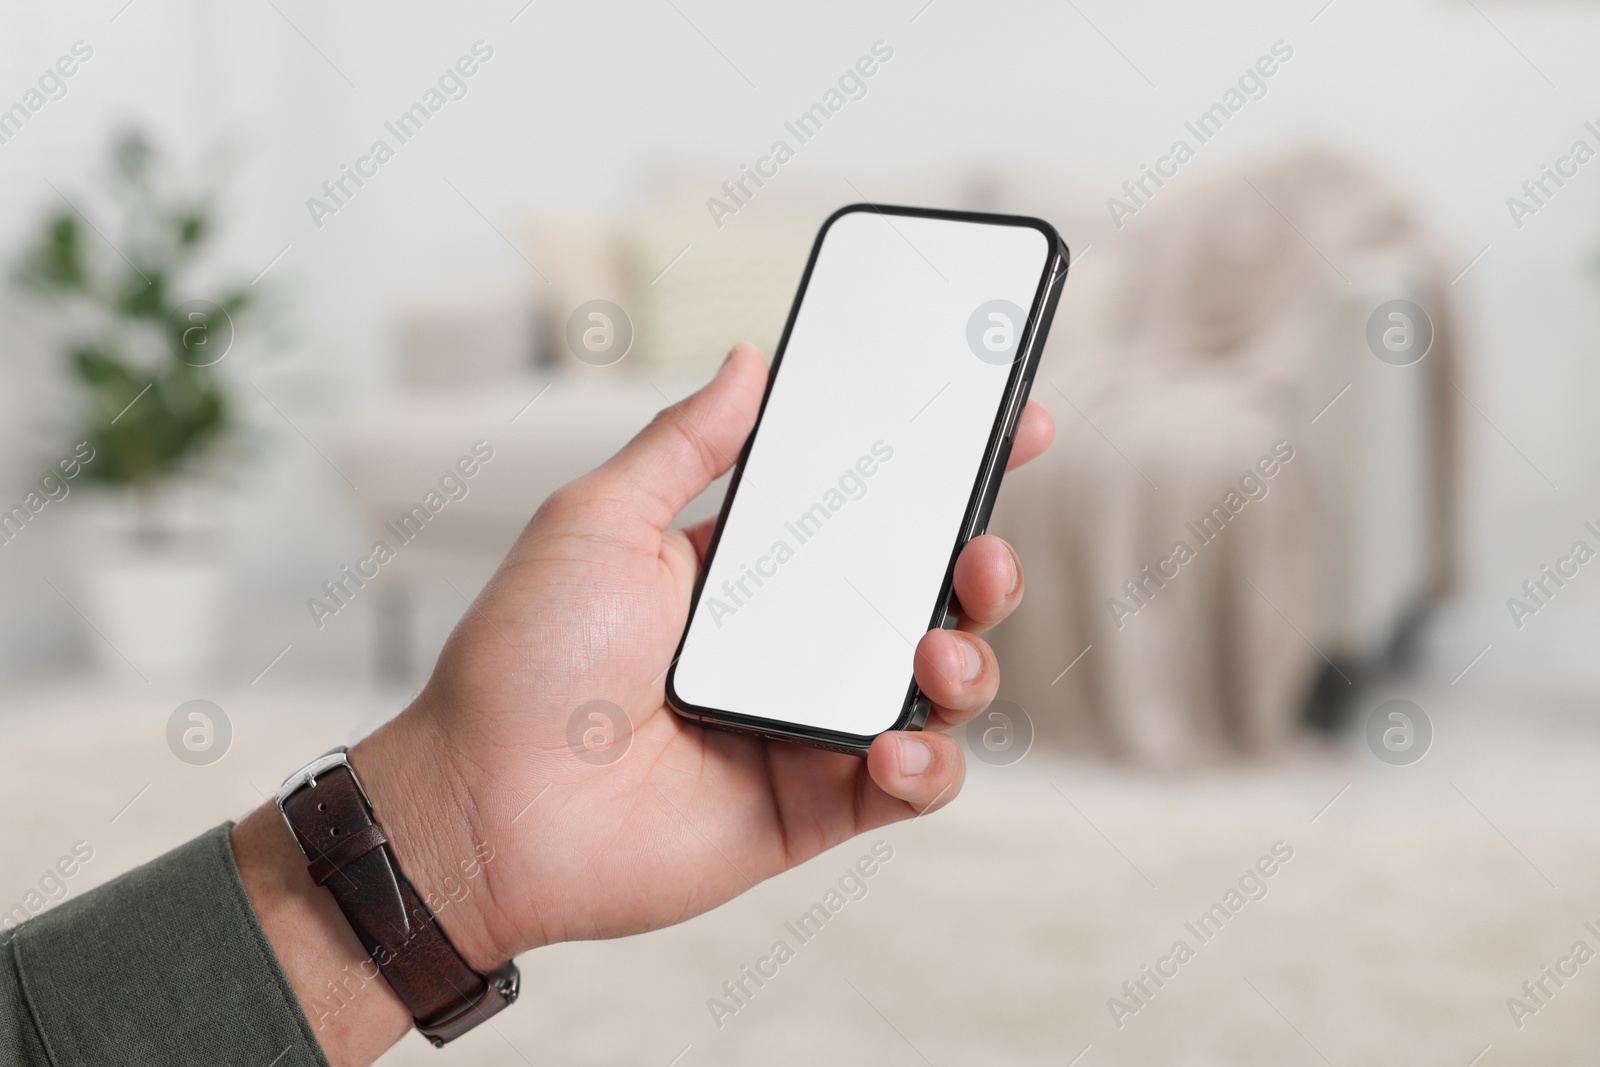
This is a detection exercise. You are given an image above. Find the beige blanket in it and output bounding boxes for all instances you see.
[991,150,1456,766]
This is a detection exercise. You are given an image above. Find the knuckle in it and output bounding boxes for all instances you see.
[538,478,586,517]
[663,408,722,481]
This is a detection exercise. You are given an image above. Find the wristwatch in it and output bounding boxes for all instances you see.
[275,747,519,1046]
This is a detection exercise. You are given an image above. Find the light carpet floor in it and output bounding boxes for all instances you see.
[2,679,1597,1065]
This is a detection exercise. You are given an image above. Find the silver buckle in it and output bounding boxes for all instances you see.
[274,745,371,842]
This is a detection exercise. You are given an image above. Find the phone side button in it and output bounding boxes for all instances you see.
[1003,379,1030,441]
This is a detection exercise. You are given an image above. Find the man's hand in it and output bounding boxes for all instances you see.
[234,344,1053,1066]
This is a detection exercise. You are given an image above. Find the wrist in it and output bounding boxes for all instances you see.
[234,711,519,1066]
[232,804,411,1067]
[348,707,510,972]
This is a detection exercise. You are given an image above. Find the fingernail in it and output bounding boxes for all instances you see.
[1007,545,1022,597]
[897,735,932,776]
[957,637,982,682]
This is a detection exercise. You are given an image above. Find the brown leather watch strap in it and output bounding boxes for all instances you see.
[306,822,388,886]
[277,750,518,1046]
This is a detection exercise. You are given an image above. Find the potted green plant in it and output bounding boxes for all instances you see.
[14,130,254,680]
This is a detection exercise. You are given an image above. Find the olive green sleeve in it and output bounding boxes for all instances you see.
[0,823,330,1067]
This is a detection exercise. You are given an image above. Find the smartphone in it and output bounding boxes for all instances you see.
[666,203,1068,755]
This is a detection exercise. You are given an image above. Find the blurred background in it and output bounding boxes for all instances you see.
[5,0,1600,1062]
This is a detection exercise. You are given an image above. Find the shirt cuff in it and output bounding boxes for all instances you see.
[7,823,330,1067]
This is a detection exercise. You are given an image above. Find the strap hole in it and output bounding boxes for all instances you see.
[330,827,340,835]
[317,803,327,811]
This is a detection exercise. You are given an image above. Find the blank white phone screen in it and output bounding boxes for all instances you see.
[671,209,1051,737]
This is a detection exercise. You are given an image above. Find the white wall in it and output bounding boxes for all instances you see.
[2,0,1599,687]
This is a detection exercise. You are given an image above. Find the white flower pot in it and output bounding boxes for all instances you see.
[83,552,228,681]
[75,484,232,683]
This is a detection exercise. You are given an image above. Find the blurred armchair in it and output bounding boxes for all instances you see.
[990,150,1457,765]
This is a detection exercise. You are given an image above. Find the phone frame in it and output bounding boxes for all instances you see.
[665,202,1069,755]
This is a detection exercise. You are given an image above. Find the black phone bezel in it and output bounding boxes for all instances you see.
[664,202,1069,756]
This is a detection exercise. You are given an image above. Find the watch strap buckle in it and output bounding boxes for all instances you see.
[418,962,521,1047]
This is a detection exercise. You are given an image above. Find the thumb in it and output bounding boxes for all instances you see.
[593,343,767,531]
